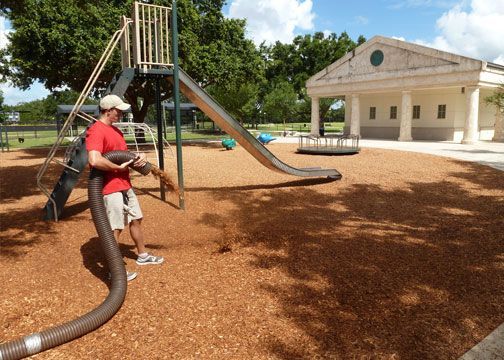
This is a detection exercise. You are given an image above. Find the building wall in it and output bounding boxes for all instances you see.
[344,87,496,140]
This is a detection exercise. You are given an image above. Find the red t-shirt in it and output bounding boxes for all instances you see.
[86,120,132,195]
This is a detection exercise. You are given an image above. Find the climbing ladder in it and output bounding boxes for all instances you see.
[37,1,174,220]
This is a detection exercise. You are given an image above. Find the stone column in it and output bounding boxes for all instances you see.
[398,90,413,141]
[310,96,320,136]
[350,93,360,136]
[344,96,350,134]
[493,107,504,142]
[462,86,480,144]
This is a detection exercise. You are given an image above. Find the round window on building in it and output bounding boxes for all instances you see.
[370,50,384,66]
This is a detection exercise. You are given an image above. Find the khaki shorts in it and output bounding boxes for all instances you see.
[103,188,143,230]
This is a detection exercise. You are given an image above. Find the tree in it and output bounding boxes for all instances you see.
[296,93,339,123]
[262,81,298,129]
[485,83,504,110]
[262,32,363,96]
[1,0,263,128]
[2,89,98,124]
[260,31,364,121]
[486,83,504,141]
[208,82,260,125]
[0,89,5,123]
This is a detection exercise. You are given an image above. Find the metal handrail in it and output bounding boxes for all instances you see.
[113,122,175,166]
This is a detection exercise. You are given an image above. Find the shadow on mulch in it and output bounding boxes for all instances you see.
[134,186,179,209]
[1,147,55,159]
[0,206,58,258]
[181,141,222,149]
[61,197,89,219]
[0,148,89,203]
[0,163,48,202]
[80,237,137,285]
[186,177,336,192]
[80,236,168,284]
[449,160,504,191]
[199,164,504,358]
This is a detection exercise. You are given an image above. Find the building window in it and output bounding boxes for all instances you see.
[437,104,446,119]
[369,107,376,119]
[413,105,421,119]
[390,106,397,119]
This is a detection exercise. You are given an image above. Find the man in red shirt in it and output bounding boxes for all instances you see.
[86,94,164,281]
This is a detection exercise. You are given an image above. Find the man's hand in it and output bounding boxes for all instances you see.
[118,159,134,170]
[133,152,147,168]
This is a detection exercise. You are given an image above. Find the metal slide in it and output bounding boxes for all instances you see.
[176,68,342,179]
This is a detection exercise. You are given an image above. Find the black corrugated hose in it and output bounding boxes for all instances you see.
[0,151,152,360]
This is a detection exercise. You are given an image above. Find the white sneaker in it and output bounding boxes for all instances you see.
[126,271,138,281]
[108,271,138,282]
[136,254,164,266]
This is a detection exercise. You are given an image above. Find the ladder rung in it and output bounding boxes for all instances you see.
[52,158,81,173]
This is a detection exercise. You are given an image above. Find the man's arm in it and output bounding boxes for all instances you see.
[88,150,133,171]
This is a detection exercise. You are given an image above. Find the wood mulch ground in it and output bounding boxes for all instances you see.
[1,143,503,359]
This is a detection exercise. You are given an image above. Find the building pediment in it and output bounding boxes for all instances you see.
[307,36,483,91]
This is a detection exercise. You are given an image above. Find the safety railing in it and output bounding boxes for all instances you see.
[121,2,173,69]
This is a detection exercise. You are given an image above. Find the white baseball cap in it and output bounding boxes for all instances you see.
[99,94,131,111]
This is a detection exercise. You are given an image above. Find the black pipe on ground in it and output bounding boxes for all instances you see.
[0,151,151,360]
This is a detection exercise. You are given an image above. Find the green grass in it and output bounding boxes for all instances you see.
[1,130,71,149]
[1,122,345,150]
[195,121,345,133]
[250,122,345,133]
[1,130,230,150]
[125,132,225,143]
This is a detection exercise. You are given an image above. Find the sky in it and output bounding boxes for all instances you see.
[1,0,504,106]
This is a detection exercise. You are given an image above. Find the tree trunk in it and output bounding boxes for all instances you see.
[126,92,150,144]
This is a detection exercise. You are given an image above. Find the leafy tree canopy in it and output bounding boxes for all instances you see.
[259,31,364,122]
[1,89,97,123]
[262,81,298,125]
[485,83,504,110]
[261,31,365,97]
[208,82,260,124]
[0,89,4,122]
[1,0,263,123]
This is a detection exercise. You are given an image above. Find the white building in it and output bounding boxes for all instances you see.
[306,36,504,143]
[6,111,20,123]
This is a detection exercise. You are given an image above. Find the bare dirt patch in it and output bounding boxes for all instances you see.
[1,143,503,359]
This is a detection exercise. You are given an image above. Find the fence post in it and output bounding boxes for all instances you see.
[4,125,9,151]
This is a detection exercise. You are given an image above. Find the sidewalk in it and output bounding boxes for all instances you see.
[273,136,504,171]
[358,139,504,172]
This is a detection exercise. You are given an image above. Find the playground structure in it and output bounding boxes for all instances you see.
[297,133,360,155]
[1,2,340,358]
[36,1,341,222]
[221,138,236,150]
[257,133,277,145]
